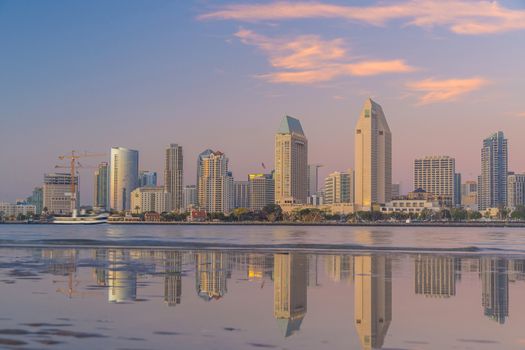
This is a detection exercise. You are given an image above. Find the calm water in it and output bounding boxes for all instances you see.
[1,225,525,349]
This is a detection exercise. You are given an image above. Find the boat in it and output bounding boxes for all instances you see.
[53,210,109,225]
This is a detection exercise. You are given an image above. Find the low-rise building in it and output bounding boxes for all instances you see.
[130,187,169,214]
[380,199,441,214]
[0,203,37,218]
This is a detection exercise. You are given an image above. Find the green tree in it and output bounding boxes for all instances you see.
[262,204,283,222]
[450,208,467,221]
[510,206,525,220]
[468,211,482,220]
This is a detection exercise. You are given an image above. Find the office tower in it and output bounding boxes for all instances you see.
[183,185,197,211]
[354,98,392,209]
[139,170,157,187]
[273,253,307,338]
[307,164,323,197]
[195,251,228,301]
[478,132,508,210]
[481,257,509,324]
[323,170,354,204]
[462,180,478,210]
[43,173,79,214]
[249,173,275,211]
[354,255,392,350]
[110,147,139,211]
[274,116,308,205]
[413,156,456,206]
[108,250,137,303]
[507,173,525,209]
[26,187,43,215]
[391,183,400,199]
[164,144,184,212]
[415,256,457,298]
[197,150,233,213]
[130,186,169,214]
[454,173,462,207]
[164,251,182,307]
[233,181,250,209]
[93,162,109,210]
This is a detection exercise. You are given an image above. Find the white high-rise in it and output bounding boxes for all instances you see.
[197,150,233,214]
[354,99,392,209]
[110,147,139,211]
[324,170,354,204]
[413,156,456,206]
[164,144,184,212]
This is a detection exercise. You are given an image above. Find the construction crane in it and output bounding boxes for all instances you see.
[56,151,105,214]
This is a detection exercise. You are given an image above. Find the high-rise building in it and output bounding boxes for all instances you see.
[164,144,184,212]
[354,255,392,350]
[413,156,456,207]
[110,147,139,211]
[454,173,462,207]
[462,180,478,211]
[274,116,308,205]
[249,173,275,211]
[273,253,307,338]
[507,173,525,209]
[43,173,79,214]
[93,162,109,210]
[478,132,508,210]
[130,186,169,214]
[481,257,509,324]
[323,170,354,204]
[354,99,392,209]
[233,181,250,209]
[139,171,157,187]
[307,164,322,197]
[415,256,458,298]
[183,185,197,211]
[197,150,233,213]
[196,149,214,207]
[26,187,43,215]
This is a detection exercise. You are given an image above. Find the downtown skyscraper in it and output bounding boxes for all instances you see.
[197,150,233,214]
[478,132,508,210]
[274,116,308,205]
[93,162,109,210]
[110,147,139,211]
[164,144,184,212]
[354,99,392,209]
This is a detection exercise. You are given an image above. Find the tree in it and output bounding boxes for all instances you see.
[450,208,467,221]
[468,211,482,220]
[510,206,525,220]
[262,204,283,222]
[16,213,27,221]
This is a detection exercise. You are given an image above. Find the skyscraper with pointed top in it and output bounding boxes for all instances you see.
[354,99,392,209]
[274,116,308,205]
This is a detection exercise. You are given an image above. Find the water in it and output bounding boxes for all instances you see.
[0,225,525,349]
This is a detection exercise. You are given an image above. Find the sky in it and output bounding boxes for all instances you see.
[1,0,525,204]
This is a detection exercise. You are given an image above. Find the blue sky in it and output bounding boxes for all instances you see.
[1,0,525,203]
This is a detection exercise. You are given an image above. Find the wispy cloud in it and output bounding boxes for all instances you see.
[235,29,414,84]
[200,1,525,35]
[406,77,488,104]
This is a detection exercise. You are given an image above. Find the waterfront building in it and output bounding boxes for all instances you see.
[183,185,197,211]
[380,198,440,214]
[478,132,508,210]
[354,99,392,209]
[164,144,184,212]
[197,150,233,214]
[323,170,354,205]
[307,164,322,197]
[93,162,109,210]
[26,187,43,215]
[415,256,457,298]
[507,173,525,209]
[454,173,462,207]
[43,173,79,214]
[139,170,157,187]
[233,181,250,209]
[413,156,456,207]
[274,116,308,205]
[462,180,478,210]
[248,173,274,211]
[130,186,169,214]
[110,147,139,211]
[0,202,36,218]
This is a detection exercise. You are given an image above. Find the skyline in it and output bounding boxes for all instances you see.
[2,0,525,204]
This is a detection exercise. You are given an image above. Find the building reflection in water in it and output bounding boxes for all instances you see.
[325,255,353,283]
[93,249,108,287]
[195,251,229,301]
[415,255,459,298]
[273,253,308,338]
[480,257,509,324]
[164,251,182,306]
[354,255,392,350]
[108,249,137,303]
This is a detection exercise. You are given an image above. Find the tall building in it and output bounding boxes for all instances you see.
[478,132,508,210]
[197,150,233,213]
[274,116,308,205]
[233,181,250,209]
[454,173,462,207]
[507,173,525,209]
[354,98,392,209]
[26,187,43,215]
[195,251,228,301]
[183,185,197,211]
[164,144,184,212]
[130,186,169,214]
[307,164,322,197]
[323,170,354,204]
[273,253,307,338]
[43,173,79,214]
[354,255,392,350]
[462,180,478,211]
[413,156,456,206]
[248,173,275,211]
[93,162,109,210]
[139,170,157,187]
[196,149,214,207]
[481,257,509,324]
[110,147,139,211]
[415,256,458,298]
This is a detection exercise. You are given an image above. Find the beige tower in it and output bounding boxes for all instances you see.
[354,99,392,209]
[354,255,392,350]
[274,116,308,205]
[197,150,233,214]
[164,144,184,212]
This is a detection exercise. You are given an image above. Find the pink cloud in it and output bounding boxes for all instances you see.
[406,77,488,104]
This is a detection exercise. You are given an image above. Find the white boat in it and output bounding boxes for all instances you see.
[53,210,109,225]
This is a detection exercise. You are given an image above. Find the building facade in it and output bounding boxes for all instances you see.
[26,187,43,215]
[462,180,478,211]
[274,116,308,205]
[248,173,275,211]
[197,150,233,214]
[139,171,157,187]
[164,144,184,212]
[507,173,525,209]
[233,181,250,209]
[183,185,197,211]
[478,132,508,210]
[130,186,169,214]
[43,173,79,214]
[354,99,392,209]
[307,164,322,197]
[110,147,139,211]
[323,170,354,205]
[413,156,456,207]
[0,203,36,218]
[93,162,109,210]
